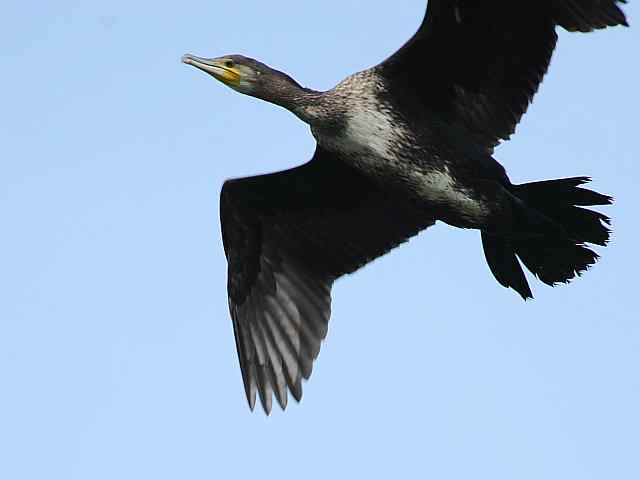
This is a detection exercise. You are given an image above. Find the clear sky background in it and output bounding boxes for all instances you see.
[1,1,639,479]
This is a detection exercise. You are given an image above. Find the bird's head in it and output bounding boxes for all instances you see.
[182,53,305,107]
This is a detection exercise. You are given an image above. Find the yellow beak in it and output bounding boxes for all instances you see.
[182,54,241,87]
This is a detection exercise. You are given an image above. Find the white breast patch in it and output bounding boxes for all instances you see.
[341,104,398,159]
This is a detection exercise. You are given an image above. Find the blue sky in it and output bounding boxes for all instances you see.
[1,1,639,478]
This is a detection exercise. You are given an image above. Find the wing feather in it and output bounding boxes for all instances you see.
[378,0,627,151]
[221,147,434,412]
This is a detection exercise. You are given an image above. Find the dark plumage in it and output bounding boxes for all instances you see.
[182,1,628,413]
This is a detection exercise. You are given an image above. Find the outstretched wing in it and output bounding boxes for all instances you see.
[220,147,435,413]
[378,0,627,150]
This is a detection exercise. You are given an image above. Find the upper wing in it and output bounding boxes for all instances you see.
[220,147,435,413]
[377,0,628,150]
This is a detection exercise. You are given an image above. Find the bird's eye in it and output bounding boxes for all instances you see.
[224,60,234,68]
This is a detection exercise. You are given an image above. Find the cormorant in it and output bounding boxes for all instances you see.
[182,1,628,414]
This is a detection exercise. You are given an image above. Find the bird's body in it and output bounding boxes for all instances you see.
[183,0,628,413]
[312,69,504,228]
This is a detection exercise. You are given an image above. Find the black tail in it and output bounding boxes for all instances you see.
[482,177,612,300]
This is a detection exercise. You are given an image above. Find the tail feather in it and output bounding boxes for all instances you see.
[516,240,600,286]
[482,177,612,299]
[516,177,612,206]
[482,234,533,300]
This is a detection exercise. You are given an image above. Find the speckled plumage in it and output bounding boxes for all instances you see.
[308,69,496,223]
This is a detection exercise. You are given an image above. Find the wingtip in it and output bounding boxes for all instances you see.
[274,385,288,411]
[242,378,257,412]
[260,394,273,415]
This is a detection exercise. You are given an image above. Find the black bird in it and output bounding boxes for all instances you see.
[183,1,627,413]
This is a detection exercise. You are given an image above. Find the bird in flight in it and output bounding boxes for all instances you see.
[183,1,628,414]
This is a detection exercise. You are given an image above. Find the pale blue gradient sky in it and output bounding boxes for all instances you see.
[1,1,639,479]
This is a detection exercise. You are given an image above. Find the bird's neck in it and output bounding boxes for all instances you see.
[274,89,337,127]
